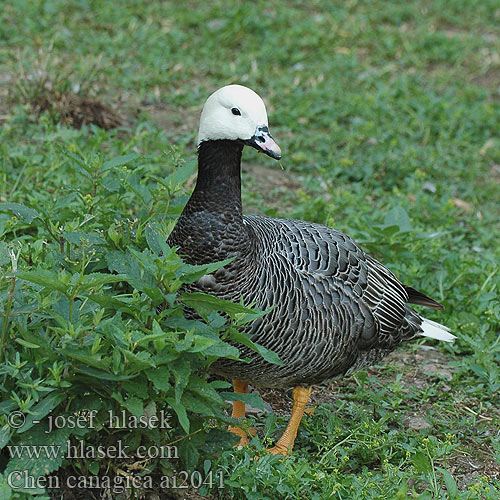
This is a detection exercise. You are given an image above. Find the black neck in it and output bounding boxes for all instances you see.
[186,140,244,216]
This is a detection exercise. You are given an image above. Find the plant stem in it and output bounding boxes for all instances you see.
[0,275,16,360]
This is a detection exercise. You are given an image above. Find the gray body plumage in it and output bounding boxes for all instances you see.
[168,140,442,389]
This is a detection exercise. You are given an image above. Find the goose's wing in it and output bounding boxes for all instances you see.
[246,216,424,344]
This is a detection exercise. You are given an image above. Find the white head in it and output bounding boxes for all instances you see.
[197,84,281,160]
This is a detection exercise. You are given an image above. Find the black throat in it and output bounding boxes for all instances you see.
[186,139,244,217]
[168,139,256,265]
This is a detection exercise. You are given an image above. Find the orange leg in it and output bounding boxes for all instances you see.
[228,379,256,446]
[267,385,312,456]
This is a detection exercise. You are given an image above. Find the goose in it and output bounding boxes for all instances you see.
[167,84,455,455]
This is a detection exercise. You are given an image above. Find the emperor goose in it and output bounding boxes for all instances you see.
[167,85,454,455]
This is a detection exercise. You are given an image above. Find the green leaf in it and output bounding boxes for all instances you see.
[76,366,136,381]
[178,258,235,284]
[436,467,459,498]
[0,401,16,415]
[122,376,150,399]
[58,347,110,370]
[229,330,283,366]
[106,249,156,291]
[87,294,136,314]
[179,292,257,316]
[177,439,200,469]
[146,366,171,392]
[0,202,40,223]
[166,397,190,433]
[120,349,155,371]
[142,286,165,303]
[412,451,432,475]
[209,380,232,389]
[157,159,196,190]
[122,397,143,417]
[16,270,68,294]
[106,250,142,279]
[220,391,266,410]
[181,392,215,416]
[0,429,11,449]
[202,428,239,455]
[101,173,121,192]
[20,392,66,434]
[135,320,174,346]
[127,172,153,203]
[79,273,127,291]
[5,423,71,482]
[188,376,224,404]
[64,231,106,246]
[17,329,51,354]
[171,359,191,403]
[88,462,99,475]
[383,205,412,233]
[102,153,141,170]
[14,338,40,349]
[203,341,240,359]
[62,150,92,175]
[187,335,218,353]
[111,393,144,417]
[0,242,10,266]
[145,223,170,256]
[0,483,11,500]
[128,247,157,275]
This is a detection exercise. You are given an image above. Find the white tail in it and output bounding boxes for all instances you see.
[420,317,456,342]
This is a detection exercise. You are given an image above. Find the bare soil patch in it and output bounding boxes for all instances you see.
[472,66,500,96]
[142,101,199,139]
[243,162,300,191]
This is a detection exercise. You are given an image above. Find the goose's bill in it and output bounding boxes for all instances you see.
[246,126,282,160]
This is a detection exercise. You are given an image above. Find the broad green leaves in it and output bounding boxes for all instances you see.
[2,150,279,491]
[0,203,40,223]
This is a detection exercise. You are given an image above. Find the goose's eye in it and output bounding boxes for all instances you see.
[231,107,241,116]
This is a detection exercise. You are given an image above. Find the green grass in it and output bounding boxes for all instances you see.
[1,0,500,499]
